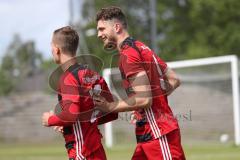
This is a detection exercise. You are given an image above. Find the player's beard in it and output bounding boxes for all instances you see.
[103,36,117,51]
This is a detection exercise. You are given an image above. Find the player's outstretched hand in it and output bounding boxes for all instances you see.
[42,111,54,127]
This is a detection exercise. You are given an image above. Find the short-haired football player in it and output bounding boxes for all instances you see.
[94,6,185,160]
[42,26,118,160]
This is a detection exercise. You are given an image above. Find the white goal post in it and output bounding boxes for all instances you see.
[103,55,240,147]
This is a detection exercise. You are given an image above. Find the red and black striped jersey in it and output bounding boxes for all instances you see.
[48,63,118,158]
[119,37,179,143]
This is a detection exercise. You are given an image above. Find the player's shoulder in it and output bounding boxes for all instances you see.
[122,40,151,53]
[60,69,78,86]
[135,40,152,52]
[135,40,147,47]
[63,64,100,85]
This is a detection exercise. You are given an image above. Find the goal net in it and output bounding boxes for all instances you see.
[102,55,240,147]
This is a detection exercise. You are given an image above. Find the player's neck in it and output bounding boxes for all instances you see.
[117,31,130,51]
[60,53,77,72]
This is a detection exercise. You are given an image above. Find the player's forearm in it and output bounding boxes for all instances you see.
[48,116,61,126]
[97,112,118,125]
[48,115,74,126]
[48,102,80,126]
[111,94,152,112]
[48,104,79,126]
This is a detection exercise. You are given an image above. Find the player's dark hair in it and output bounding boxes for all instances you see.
[96,6,127,29]
[53,26,79,56]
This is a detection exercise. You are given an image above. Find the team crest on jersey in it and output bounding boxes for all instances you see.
[82,74,100,84]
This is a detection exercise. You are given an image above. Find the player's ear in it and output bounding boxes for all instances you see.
[114,23,122,33]
[56,47,61,55]
[53,44,60,55]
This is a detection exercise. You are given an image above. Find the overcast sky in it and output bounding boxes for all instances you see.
[0,0,72,60]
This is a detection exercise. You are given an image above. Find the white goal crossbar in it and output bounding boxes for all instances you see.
[103,55,240,147]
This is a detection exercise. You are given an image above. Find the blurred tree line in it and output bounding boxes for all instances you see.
[80,0,240,65]
[1,0,240,95]
[0,34,44,95]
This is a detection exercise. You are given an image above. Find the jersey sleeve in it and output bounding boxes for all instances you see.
[121,47,145,79]
[48,100,80,126]
[48,73,81,126]
[157,56,169,75]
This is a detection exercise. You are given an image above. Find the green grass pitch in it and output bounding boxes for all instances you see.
[0,143,239,160]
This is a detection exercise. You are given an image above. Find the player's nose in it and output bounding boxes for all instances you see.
[97,32,102,39]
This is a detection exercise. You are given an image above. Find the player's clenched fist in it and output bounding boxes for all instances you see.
[42,111,54,127]
[53,126,63,133]
[93,94,112,112]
